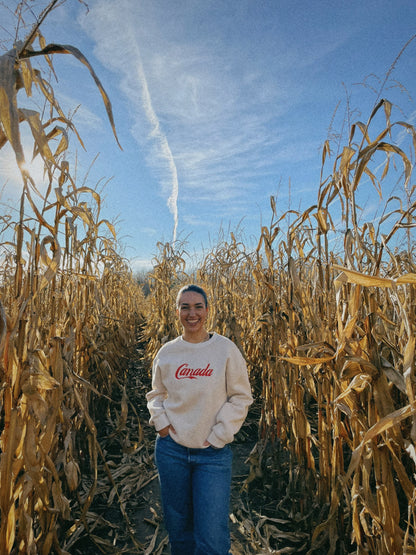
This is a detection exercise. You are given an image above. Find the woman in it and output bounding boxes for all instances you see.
[146,284,253,555]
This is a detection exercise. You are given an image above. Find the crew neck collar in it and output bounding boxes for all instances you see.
[181,332,215,344]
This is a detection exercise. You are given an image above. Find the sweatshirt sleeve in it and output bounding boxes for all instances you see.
[207,345,253,448]
[146,356,171,432]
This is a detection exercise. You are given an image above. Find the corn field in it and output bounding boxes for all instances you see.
[1,3,416,554]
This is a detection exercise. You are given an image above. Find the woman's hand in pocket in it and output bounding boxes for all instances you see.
[158,425,175,437]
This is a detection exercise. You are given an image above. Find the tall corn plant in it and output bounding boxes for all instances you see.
[254,99,416,553]
[0,3,145,553]
[307,100,416,554]
[197,231,255,353]
[244,204,326,519]
[141,241,189,368]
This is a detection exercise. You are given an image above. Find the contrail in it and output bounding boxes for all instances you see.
[133,44,178,242]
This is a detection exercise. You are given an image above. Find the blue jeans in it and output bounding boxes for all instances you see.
[155,434,233,555]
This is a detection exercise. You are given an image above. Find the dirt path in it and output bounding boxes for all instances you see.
[71,356,305,554]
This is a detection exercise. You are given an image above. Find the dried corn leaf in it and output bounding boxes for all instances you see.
[333,265,394,287]
[0,300,6,355]
[19,108,54,168]
[36,235,61,291]
[21,370,60,395]
[280,354,334,366]
[21,43,122,149]
[396,273,416,284]
[345,402,416,482]
[4,502,16,554]
[0,48,25,166]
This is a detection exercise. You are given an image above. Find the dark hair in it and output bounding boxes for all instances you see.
[176,284,208,308]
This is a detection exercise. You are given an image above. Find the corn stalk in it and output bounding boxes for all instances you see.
[0,4,144,553]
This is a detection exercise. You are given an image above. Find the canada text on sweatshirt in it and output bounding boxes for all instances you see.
[146,332,253,449]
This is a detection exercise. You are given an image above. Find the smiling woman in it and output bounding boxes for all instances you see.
[146,283,253,555]
[176,285,209,343]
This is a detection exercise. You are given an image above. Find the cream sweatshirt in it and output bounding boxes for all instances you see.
[146,332,253,449]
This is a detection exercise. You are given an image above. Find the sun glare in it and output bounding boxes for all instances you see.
[0,142,50,202]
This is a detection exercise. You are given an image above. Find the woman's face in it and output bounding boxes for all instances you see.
[177,291,208,338]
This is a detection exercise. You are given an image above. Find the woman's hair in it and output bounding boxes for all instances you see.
[176,284,208,308]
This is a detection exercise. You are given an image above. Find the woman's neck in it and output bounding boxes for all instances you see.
[182,329,211,343]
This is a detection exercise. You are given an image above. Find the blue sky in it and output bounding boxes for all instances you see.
[1,0,415,272]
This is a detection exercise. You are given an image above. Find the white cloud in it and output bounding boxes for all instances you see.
[79,0,359,238]
[131,44,179,242]
[80,1,179,242]
[129,256,154,274]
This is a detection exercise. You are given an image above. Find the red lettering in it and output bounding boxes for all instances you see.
[175,363,213,380]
